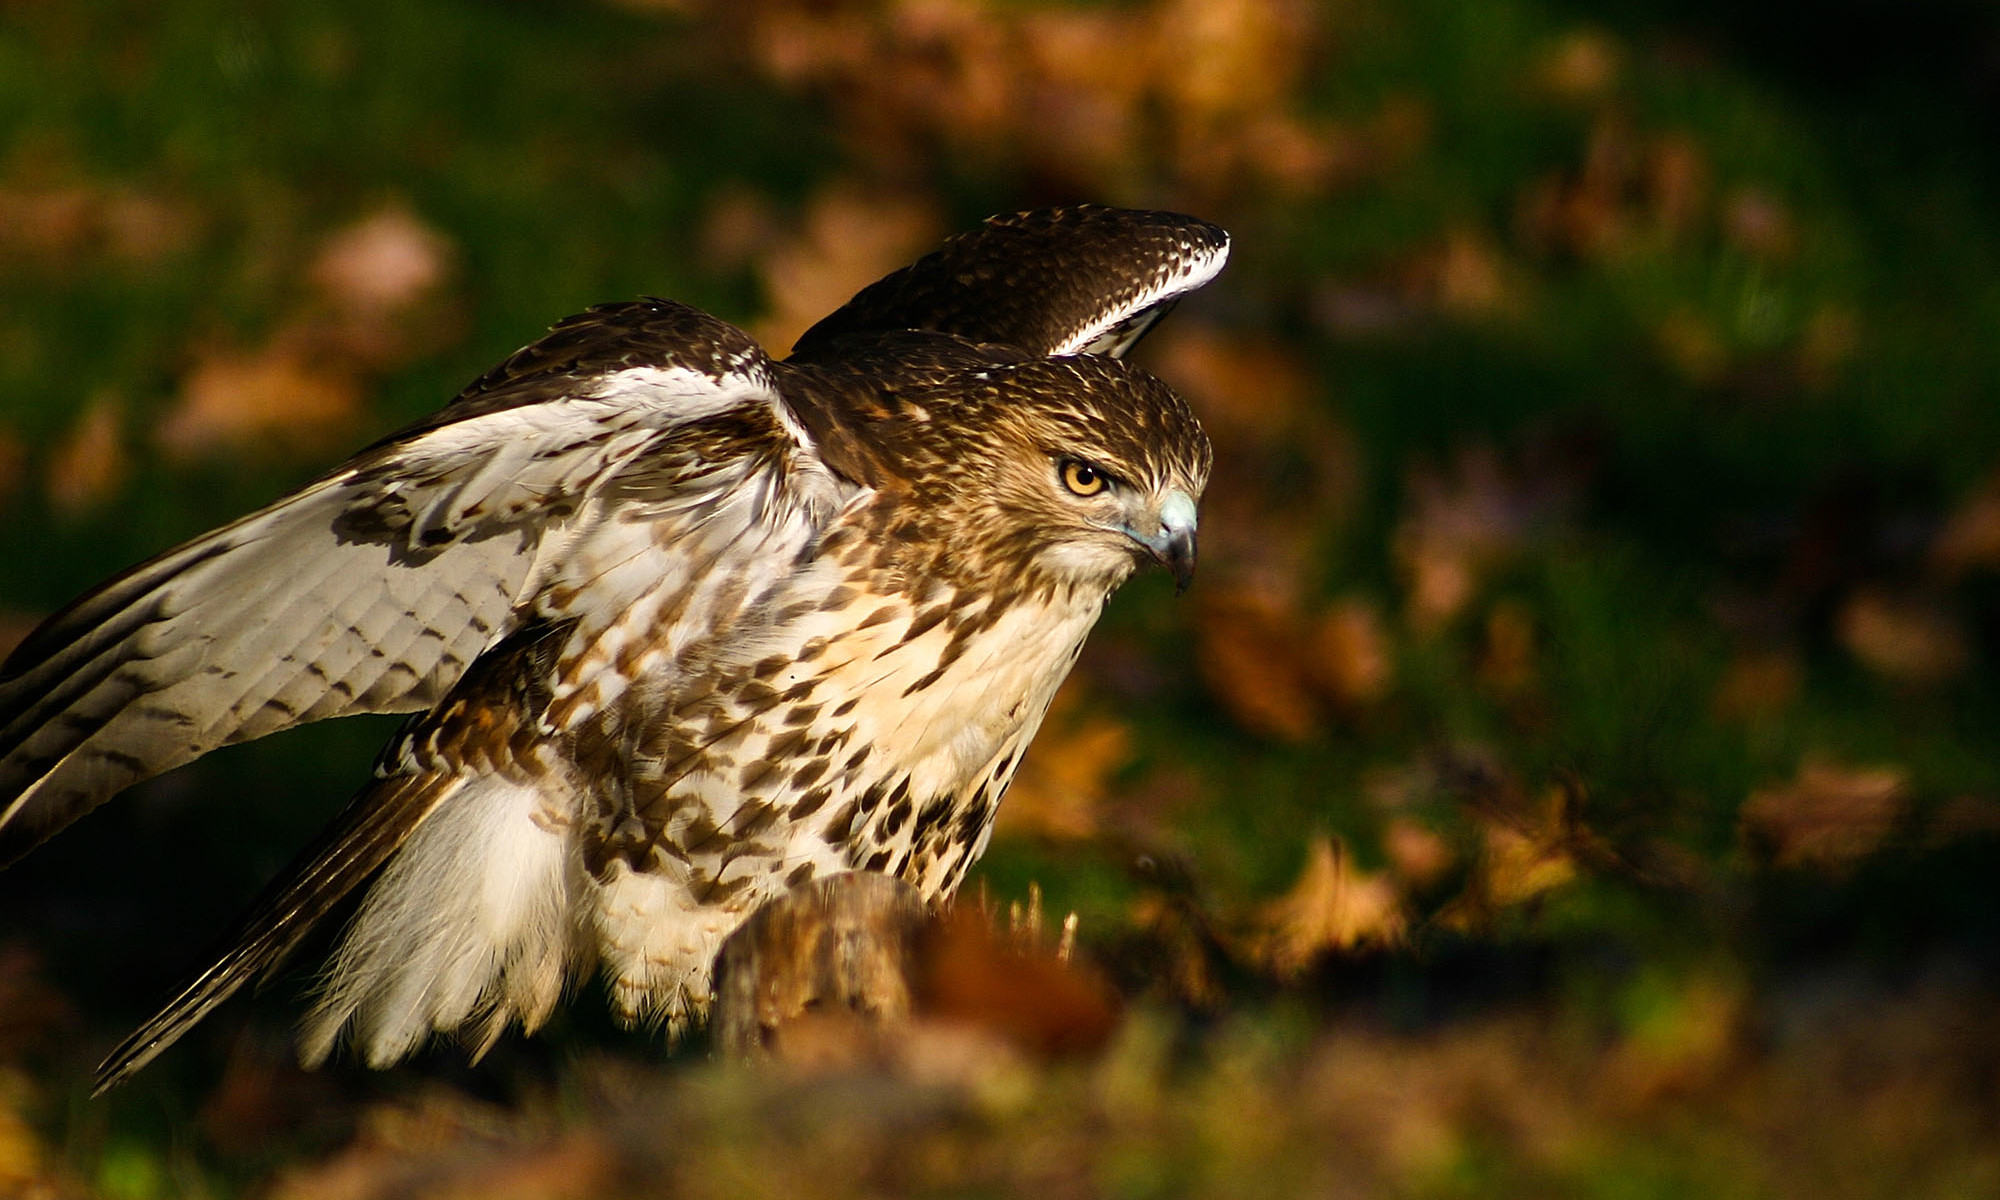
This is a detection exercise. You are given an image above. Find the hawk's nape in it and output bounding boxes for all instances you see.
[0,205,1228,1091]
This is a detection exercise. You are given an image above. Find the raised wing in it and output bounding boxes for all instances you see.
[788,205,1229,361]
[0,299,791,866]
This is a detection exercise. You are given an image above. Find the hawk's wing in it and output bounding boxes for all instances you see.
[788,205,1229,361]
[0,300,808,866]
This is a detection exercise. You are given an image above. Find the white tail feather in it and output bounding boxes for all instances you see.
[299,776,574,1068]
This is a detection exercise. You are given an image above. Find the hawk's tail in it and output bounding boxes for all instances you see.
[93,769,450,1094]
[295,769,576,1071]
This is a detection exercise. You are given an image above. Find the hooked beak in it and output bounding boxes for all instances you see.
[1131,489,1199,595]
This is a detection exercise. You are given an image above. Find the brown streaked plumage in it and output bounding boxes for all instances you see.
[0,204,1226,1091]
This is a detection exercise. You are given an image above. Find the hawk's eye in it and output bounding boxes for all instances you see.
[1060,460,1109,497]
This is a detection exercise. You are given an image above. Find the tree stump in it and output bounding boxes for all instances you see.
[712,871,927,1059]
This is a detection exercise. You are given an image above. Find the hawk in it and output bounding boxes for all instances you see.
[0,204,1226,1091]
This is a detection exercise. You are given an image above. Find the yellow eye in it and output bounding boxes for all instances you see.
[1060,460,1109,496]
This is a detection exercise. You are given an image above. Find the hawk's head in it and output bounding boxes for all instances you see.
[987,355,1209,596]
[833,349,1211,599]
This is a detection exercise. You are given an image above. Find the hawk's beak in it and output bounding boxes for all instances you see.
[1133,489,1199,595]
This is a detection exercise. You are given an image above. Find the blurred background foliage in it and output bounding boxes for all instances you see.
[2,0,2000,1195]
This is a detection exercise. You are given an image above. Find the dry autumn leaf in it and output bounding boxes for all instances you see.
[1742,759,1908,871]
[1932,468,2000,575]
[1835,587,1968,686]
[1435,783,1601,929]
[1195,584,1320,741]
[1308,596,1394,707]
[45,391,126,515]
[1478,815,1579,910]
[1404,226,1515,318]
[1395,445,1551,631]
[1535,28,1622,101]
[1711,648,1803,724]
[697,183,783,273]
[1382,816,1456,890]
[733,0,1349,196]
[1245,835,1407,978]
[751,183,939,353]
[158,344,365,460]
[1146,325,1355,598]
[310,206,453,317]
[306,204,460,370]
[917,903,1121,1059]
[1147,323,1314,435]
[265,1120,612,1200]
[995,682,1133,841]
[0,184,197,268]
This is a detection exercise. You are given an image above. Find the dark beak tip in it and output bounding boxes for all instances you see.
[1163,536,1197,596]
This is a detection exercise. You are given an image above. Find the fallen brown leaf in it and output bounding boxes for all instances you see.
[996,682,1132,841]
[1534,28,1622,101]
[1931,467,2000,576]
[1711,648,1802,724]
[1146,324,1315,435]
[751,183,939,353]
[306,204,460,370]
[1395,445,1553,631]
[1835,587,1968,686]
[1382,817,1456,890]
[0,182,198,271]
[1478,814,1579,909]
[697,183,782,273]
[1478,600,1537,694]
[45,391,125,515]
[734,0,1345,196]
[1722,186,1796,260]
[158,343,364,460]
[1742,759,1908,872]
[918,903,1121,1059]
[311,204,454,320]
[1403,226,1515,318]
[1308,596,1394,707]
[1245,835,1407,978]
[1195,584,1320,740]
[1436,783,1599,928]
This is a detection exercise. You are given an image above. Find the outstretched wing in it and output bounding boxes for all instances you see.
[788,205,1229,361]
[0,299,793,866]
